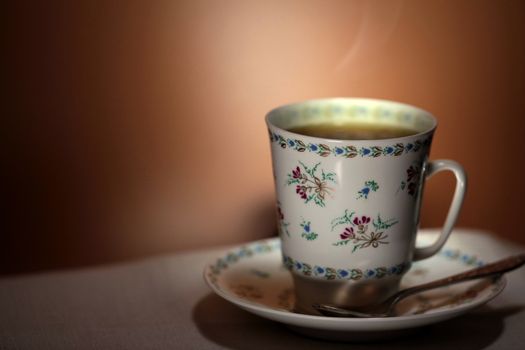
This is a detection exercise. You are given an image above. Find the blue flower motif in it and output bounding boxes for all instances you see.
[384,146,394,154]
[304,224,310,232]
[295,262,303,270]
[315,266,325,275]
[287,139,295,147]
[444,250,455,257]
[308,144,318,151]
[335,147,344,155]
[461,255,472,263]
[337,269,349,278]
[357,180,379,199]
[406,143,414,151]
[361,148,371,156]
[366,269,375,277]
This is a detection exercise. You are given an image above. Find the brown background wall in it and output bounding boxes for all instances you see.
[4,0,525,274]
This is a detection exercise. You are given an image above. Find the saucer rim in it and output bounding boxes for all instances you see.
[203,235,507,331]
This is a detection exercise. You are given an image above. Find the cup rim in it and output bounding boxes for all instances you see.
[265,97,437,144]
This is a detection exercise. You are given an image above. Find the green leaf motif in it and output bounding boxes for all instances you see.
[365,180,379,191]
[278,135,287,148]
[302,232,318,241]
[295,140,306,152]
[325,268,337,280]
[330,209,355,231]
[332,240,352,247]
[375,267,387,278]
[345,146,358,158]
[393,143,404,156]
[349,269,363,280]
[371,146,382,157]
[302,263,312,276]
[373,215,398,230]
[286,178,300,185]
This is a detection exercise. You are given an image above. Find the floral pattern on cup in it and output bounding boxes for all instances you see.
[300,219,318,241]
[283,255,409,281]
[286,162,336,207]
[399,163,421,197]
[357,180,379,199]
[276,203,290,238]
[331,210,399,252]
[269,131,432,158]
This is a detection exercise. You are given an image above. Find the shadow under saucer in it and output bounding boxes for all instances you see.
[193,293,523,347]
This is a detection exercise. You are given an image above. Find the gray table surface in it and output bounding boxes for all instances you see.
[1,230,524,350]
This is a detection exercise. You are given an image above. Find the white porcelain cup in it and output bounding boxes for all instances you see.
[266,98,467,314]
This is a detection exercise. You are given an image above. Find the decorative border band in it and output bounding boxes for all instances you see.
[282,249,484,281]
[440,249,484,267]
[283,255,410,280]
[208,240,279,277]
[269,131,432,158]
[206,239,484,285]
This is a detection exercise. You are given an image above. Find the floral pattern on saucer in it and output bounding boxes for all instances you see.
[204,231,506,324]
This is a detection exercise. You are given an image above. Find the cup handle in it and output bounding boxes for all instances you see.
[413,159,467,261]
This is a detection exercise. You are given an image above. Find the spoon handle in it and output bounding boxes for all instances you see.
[389,253,525,307]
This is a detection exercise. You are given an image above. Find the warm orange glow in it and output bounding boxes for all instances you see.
[4,0,525,273]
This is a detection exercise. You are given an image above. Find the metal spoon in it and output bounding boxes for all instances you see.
[313,253,525,318]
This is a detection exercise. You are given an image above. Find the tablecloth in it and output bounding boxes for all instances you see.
[1,229,524,350]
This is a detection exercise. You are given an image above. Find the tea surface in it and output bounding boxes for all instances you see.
[288,122,418,140]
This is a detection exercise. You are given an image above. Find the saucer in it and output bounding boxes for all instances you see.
[203,229,506,341]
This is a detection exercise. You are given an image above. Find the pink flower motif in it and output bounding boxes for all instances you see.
[277,207,284,220]
[353,216,371,226]
[408,182,417,196]
[407,166,418,182]
[292,166,302,179]
[296,185,307,199]
[340,227,355,240]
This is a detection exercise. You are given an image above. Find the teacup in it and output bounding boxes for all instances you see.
[265,98,466,315]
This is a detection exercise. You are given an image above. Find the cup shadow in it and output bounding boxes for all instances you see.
[192,293,523,349]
